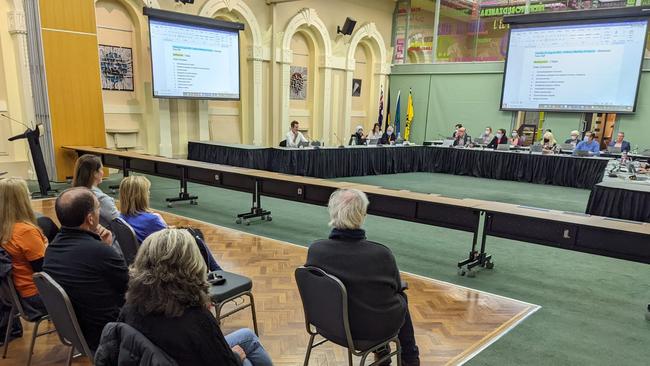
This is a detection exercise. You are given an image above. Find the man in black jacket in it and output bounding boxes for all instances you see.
[305,189,420,366]
[44,187,128,351]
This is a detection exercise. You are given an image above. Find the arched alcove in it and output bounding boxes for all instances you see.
[288,31,317,138]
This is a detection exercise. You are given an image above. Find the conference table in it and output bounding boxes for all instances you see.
[188,141,610,189]
[586,179,650,223]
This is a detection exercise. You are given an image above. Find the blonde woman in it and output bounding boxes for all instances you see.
[72,154,119,227]
[118,175,220,270]
[542,131,558,154]
[116,229,272,366]
[0,178,48,317]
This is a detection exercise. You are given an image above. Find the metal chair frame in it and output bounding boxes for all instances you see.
[212,290,259,335]
[296,266,401,366]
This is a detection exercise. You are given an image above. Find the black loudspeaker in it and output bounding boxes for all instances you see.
[337,17,357,35]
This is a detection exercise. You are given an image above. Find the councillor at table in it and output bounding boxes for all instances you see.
[368,123,383,140]
[509,130,524,146]
[479,127,494,144]
[487,128,508,149]
[452,123,463,138]
[285,120,309,148]
[453,127,471,147]
[350,125,367,145]
[564,130,580,148]
[380,126,396,145]
[573,131,601,156]
[608,132,630,153]
[541,131,559,154]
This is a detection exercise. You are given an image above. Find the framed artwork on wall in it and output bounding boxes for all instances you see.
[352,78,362,97]
[99,45,134,91]
[290,66,308,100]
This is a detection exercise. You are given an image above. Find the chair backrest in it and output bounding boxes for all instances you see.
[32,272,94,358]
[110,217,139,265]
[295,266,354,350]
[36,216,60,243]
[279,140,287,147]
[4,273,27,318]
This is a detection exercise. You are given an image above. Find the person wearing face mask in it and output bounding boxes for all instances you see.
[487,128,508,149]
[453,127,471,147]
[573,131,601,156]
[564,130,580,148]
[350,125,367,145]
[479,127,494,144]
[509,130,524,146]
[541,131,558,154]
[380,126,397,145]
[452,123,463,138]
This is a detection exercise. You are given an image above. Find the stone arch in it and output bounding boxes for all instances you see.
[279,8,332,144]
[199,0,262,47]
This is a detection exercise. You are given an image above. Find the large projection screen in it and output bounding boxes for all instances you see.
[501,18,648,113]
[147,15,241,100]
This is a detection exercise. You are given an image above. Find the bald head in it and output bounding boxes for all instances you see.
[328,189,369,230]
[55,187,99,228]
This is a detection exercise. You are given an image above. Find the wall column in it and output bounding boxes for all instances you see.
[157,99,172,157]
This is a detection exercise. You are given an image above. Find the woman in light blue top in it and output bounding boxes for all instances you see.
[72,154,120,228]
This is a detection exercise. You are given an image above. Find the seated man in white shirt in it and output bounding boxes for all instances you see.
[285,120,309,148]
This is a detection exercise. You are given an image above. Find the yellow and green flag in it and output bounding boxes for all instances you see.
[404,89,414,141]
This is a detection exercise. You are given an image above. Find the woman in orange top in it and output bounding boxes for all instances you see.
[0,178,48,317]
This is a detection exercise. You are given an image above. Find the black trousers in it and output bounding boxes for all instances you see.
[398,295,419,362]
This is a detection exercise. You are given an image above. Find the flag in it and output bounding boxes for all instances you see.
[394,90,401,137]
[385,89,391,130]
[404,89,414,141]
[377,86,384,129]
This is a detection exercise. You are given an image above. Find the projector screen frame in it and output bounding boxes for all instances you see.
[499,15,649,114]
[143,7,245,101]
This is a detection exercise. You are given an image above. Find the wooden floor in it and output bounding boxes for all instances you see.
[3,199,539,365]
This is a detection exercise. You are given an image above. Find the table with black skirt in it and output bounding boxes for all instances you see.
[586,180,650,223]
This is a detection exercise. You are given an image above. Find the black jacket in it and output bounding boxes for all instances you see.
[44,227,128,351]
[305,229,407,344]
[94,322,178,366]
[453,134,471,147]
[380,132,396,145]
[118,305,241,366]
[487,135,508,149]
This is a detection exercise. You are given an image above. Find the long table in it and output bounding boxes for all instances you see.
[586,180,650,223]
[188,141,609,189]
[64,146,650,270]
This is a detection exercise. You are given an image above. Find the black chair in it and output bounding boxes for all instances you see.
[279,140,287,147]
[110,218,139,265]
[32,272,94,365]
[1,274,56,366]
[295,266,401,366]
[36,216,60,243]
[208,270,259,335]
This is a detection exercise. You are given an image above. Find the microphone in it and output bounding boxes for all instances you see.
[0,172,7,177]
[333,132,345,148]
[1,113,33,130]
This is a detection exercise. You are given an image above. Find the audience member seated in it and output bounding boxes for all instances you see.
[541,131,559,154]
[487,129,508,149]
[44,187,128,351]
[608,132,630,153]
[368,123,383,140]
[479,127,494,144]
[305,189,420,366]
[118,175,220,271]
[509,130,524,146]
[72,154,119,228]
[380,126,397,145]
[453,127,471,147]
[285,120,309,148]
[573,131,601,156]
[118,228,273,366]
[564,130,580,148]
[0,178,47,318]
[452,123,463,138]
[350,125,367,145]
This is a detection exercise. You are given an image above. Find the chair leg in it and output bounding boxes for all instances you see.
[214,301,225,326]
[26,318,45,366]
[66,346,74,366]
[247,292,259,336]
[2,307,16,359]
[394,339,402,366]
[303,333,316,366]
[359,351,369,366]
[348,349,354,366]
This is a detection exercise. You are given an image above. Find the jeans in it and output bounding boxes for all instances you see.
[225,328,273,366]
[21,295,48,320]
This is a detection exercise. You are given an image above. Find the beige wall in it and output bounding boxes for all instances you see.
[0,0,394,178]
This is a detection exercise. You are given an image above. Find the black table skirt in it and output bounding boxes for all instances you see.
[188,142,608,189]
[586,184,650,222]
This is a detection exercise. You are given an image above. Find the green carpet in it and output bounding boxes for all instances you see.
[43,173,650,365]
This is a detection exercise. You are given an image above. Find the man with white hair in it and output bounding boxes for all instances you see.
[350,125,367,145]
[305,189,420,366]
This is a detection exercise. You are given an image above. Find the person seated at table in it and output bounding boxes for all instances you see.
[305,189,420,366]
[487,129,508,149]
[452,123,463,138]
[541,131,559,154]
[509,130,524,146]
[564,130,580,148]
[285,120,309,148]
[350,125,367,145]
[72,154,119,228]
[453,127,471,147]
[479,127,493,144]
[573,131,601,156]
[0,178,48,319]
[380,126,397,145]
[368,123,383,140]
[608,132,630,153]
[117,228,273,366]
[118,175,220,271]
[638,163,650,174]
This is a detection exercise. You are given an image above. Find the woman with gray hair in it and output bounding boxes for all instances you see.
[305,189,420,366]
[118,228,273,366]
